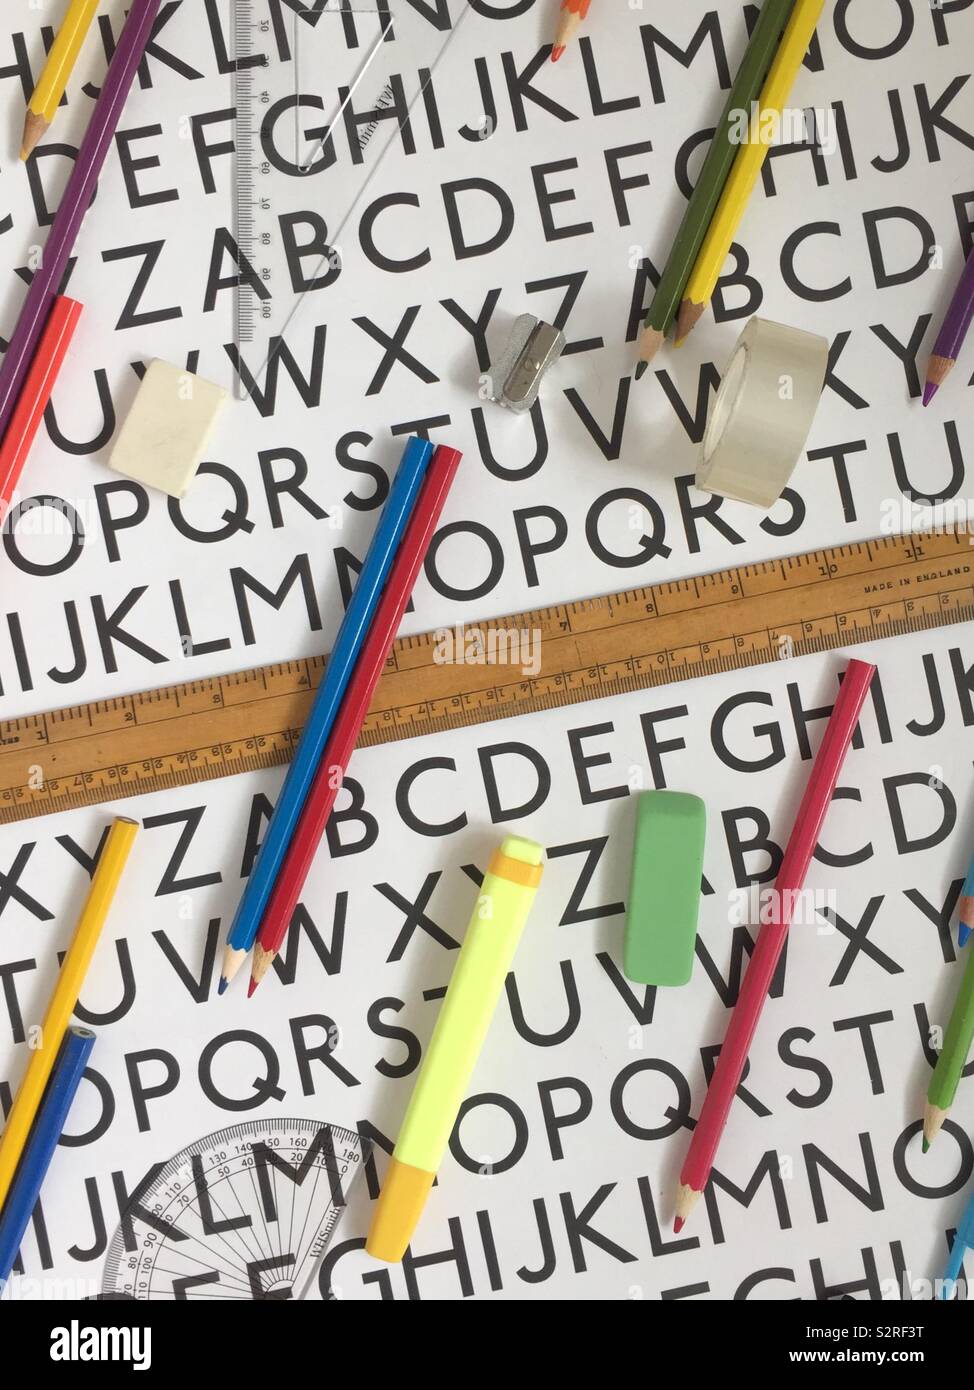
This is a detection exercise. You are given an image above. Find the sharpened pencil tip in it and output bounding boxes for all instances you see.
[634,360,648,381]
[960,922,972,948]
[20,111,46,162]
[247,976,258,998]
[922,1137,930,1154]
[551,45,565,62]
[673,1216,685,1234]
[217,976,228,996]
[923,382,939,407]
[675,298,705,345]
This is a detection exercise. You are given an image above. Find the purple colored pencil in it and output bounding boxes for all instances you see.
[924,247,974,407]
[0,0,161,440]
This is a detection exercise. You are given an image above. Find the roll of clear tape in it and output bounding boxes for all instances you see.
[696,317,829,510]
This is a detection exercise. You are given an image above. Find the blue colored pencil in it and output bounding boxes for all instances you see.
[942,1184,974,1297]
[958,850,974,947]
[218,435,434,992]
[0,1026,95,1287]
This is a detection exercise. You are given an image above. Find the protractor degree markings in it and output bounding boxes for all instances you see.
[146,1194,262,1294]
[268,1161,281,1276]
[141,1210,255,1295]
[146,1248,254,1297]
[269,1159,304,1285]
[150,1169,274,1289]
[284,1155,302,1285]
[290,1157,329,1291]
[190,1166,281,1278]
[106,1122,366,1298]
[242,1158,281,1279]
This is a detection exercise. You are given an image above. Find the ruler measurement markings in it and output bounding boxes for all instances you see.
[231,0,263,363]
[0,533,971,820]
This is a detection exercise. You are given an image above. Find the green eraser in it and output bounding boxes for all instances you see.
[624,791,705,987]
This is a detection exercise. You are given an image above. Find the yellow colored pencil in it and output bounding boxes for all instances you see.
[0,815,137,1210]
[676,0,826,342]
[21,0,100,161]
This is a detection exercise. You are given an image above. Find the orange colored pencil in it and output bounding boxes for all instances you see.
[551,0,591,63]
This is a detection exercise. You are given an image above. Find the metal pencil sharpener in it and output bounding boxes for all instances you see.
[486,314,565,412]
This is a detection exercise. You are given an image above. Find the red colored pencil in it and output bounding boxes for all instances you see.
[249,444,463,995]
[0,295,82,520]
[674,658,875,1232]
[551,0,592,62]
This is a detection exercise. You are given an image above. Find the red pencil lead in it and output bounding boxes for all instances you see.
[673,1216,685,1235]
[549,0,589,65]
[247,976,258,999]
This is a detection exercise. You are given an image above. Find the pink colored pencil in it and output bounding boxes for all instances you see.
[249,444,463,995]
[674,657,876,1231]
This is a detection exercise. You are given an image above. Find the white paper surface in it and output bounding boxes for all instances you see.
[0,0,973,1301]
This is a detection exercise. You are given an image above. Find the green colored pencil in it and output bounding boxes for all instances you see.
[634,0,796,378]
[923,944,974,1150]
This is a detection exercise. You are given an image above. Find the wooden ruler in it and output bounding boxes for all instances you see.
[1,530,971,825]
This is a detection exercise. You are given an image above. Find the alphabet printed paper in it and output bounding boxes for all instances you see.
[0,0,973,1302]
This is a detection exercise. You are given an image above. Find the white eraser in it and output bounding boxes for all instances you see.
[109,360,228,499]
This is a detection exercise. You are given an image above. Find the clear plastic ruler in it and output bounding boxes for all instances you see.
[230,0,474,400]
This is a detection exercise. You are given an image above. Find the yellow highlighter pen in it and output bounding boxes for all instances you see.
[366,834,544,1263]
